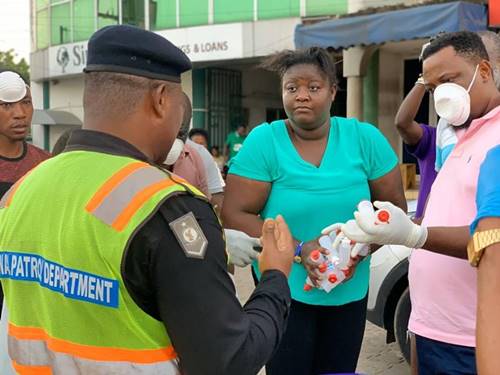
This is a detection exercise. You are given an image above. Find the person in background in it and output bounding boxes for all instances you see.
[188,128,209,149]
[469,145,500,374]
[394,73,437,219]
[211,145,225,171]
[0,71,50,198]
[183,99,226,211]
[333,31,500,375]
[224,124,247,163]
[222,47,406,374]
[166,94,210,198]
[0,70,50,318]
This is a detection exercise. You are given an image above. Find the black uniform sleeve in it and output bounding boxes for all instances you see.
[122,194,291,375]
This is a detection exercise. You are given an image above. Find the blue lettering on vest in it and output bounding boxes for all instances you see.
[0,252,119,308]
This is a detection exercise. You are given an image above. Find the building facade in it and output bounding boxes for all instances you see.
[31,0,354,150]
[29,0,490,166]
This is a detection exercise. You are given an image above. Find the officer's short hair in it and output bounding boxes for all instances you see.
[83,71,174,120]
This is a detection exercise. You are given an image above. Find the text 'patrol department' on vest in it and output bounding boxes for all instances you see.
[0,252,119,308]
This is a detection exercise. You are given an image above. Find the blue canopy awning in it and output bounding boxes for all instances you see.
[295,1,488,49]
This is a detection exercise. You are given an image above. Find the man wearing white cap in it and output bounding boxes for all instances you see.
[0,71,50,198]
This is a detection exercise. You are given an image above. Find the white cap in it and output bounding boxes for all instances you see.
[0,71,27,103]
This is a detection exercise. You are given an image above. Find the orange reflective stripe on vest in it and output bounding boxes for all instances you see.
[86,162,183,231]
[11,361,52,375]
[8,323,180,374]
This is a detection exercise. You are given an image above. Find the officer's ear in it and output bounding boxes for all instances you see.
[150,82,169,119]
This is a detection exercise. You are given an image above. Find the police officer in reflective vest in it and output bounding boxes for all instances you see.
[0,25,294,375]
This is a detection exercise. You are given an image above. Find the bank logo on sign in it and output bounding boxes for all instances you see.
[57,47,70,73]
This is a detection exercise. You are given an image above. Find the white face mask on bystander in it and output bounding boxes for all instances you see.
[164,138,184,165]
[433,64,479,126]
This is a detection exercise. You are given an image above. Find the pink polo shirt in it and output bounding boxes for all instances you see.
[173,143,211,199]
[408,105,500,347]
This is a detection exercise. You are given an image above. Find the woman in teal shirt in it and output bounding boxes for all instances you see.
[222,47,406,374]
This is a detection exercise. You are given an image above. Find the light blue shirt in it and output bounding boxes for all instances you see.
[229,117,398,305]
[471,145,500,233]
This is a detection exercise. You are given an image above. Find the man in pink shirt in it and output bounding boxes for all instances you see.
[164,93,210,198]
[327,31,500,374]
[173,141,210,198]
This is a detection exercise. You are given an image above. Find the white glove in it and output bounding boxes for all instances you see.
[321,223,370,259]
[323,201,427,249]
[224,229,261,267]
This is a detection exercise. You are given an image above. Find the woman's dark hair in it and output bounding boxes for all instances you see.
[260,47,338,86]
[188,128,209,143]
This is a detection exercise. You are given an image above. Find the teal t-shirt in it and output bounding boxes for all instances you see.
[229,117,398,306]
[226,131,246,160]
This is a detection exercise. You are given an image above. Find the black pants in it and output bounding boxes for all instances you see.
[266,296,367,375]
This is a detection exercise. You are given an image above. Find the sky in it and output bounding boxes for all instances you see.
[0,0,31,62]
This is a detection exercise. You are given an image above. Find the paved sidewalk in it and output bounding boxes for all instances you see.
[234,267,410,375]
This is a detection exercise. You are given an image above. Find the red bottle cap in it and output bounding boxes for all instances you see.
[377,210,390,223]
[328,274,338,283]
[319,263,327,273]
[304,284,313,291]
[310,250,321,261]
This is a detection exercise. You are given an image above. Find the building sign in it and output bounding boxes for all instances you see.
[490,0,500,27]
[157,23,244,62]
[45,23,245,79]
[49,42,88,77]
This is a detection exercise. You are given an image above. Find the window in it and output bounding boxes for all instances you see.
[214,0,252,23]
[305,0,348,17]
[36,8,50,49]
[36,0,49,10]
[73,0,95,41]
[51,2,72,45]
[258,0,300,20]
[179,0,208,27]
[98,0,119,28]
[149,0,176,30]
[122,0,145,28]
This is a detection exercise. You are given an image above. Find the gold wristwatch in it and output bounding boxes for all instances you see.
[468,229,500,267]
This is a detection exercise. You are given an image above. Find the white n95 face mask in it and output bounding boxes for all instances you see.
[433,65,479,126]
[164,138,184,165]
[0,71,27,103]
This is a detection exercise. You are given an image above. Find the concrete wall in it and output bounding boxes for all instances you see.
[241,67,282,128]
[30,81,46,149]
[378,49,403,158]
[49,76,85,121]
[245,17,300,58]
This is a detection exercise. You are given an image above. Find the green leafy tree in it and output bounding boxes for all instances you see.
[0,49,30,82]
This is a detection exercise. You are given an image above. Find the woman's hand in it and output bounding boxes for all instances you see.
[324,222,370,283]
[300,240,329,286]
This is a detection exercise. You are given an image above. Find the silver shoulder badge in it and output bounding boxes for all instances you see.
[169,212,208,259]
